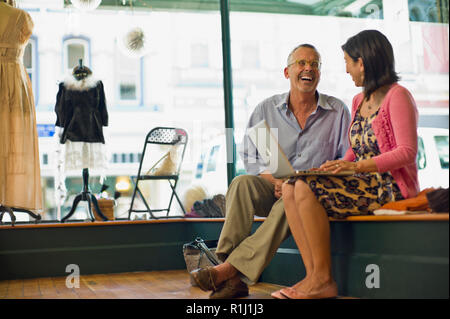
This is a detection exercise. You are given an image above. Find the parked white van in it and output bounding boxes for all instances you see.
[194,127,449,195]
[417,127,449,189]
[193,135,246,196]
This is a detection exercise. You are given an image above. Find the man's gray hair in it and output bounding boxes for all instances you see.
[287,43,321,66]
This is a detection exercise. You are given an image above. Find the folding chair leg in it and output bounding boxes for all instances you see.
[136,185,158,219]
[166,180,187,217]
[166,184,176,216]
[128,177,139,220]
[172,189,187,215]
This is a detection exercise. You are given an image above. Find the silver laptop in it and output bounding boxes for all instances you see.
[247,119,354,179]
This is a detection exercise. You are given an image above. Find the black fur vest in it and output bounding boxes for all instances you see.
[55,75,108,144]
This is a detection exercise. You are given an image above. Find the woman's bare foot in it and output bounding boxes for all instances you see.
[271,276,312,299]
[291,275,313,290]
[281,279,338,299]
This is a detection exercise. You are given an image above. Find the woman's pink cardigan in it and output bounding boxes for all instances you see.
[342,83,420,199]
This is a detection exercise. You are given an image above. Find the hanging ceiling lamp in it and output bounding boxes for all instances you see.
[117,1,150,58]
[119,26,149,58]
[71,0,102,11]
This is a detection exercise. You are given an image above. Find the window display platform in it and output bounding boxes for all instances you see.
[0,214,447,298]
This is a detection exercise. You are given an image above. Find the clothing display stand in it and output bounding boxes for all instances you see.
[57,59,108,223]
[0,205,41,226]
[61,168,108,222]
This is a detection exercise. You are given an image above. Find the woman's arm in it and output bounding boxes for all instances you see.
[319,157,376,173]
[342,148,356,162]
[372,87,418,172]
[321,87,418,174]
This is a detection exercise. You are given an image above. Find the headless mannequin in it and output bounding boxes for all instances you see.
[61,59,108,223]
[0,0,41,226]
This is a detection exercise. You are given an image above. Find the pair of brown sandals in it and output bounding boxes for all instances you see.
[190,267,249,299]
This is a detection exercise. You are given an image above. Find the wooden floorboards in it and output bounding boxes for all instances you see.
[0,270,284,299]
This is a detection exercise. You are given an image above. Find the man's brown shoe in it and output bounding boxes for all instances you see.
[190,267,218,291]
[209,277,249,299]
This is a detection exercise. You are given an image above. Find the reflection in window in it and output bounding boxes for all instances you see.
[207,145,220,172]
[315,0,383,19]
[111,153,141,163]
[408,0,449,23]
[120,83,137,100]
[116,48,141,103]
[417,137,427,170]
[67,43,85,69]
[434,136,449,169]
[24,42,32,69]
[235,146,246,176]
[241,42,260,69]
[195,152,206,178]
[191,43,209,68]
[23,37,37,104]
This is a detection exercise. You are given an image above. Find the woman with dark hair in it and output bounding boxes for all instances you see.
[272,30,419,299]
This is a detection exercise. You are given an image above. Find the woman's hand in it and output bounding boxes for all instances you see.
[319,158,378,174]
[319,160,358,174]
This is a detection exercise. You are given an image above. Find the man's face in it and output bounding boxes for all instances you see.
[284,47,321,94]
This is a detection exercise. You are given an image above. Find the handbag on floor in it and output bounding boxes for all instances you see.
[426,188,449,213]
[183,237,220,286]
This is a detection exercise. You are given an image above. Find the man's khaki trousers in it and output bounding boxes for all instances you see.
[215,175,291,284]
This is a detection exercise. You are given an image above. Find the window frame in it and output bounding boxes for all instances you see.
[24,35,39,105]
[114,42,144,106]
[62,35,91,73]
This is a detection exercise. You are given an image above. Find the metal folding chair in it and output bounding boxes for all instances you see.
[128,127,188,220]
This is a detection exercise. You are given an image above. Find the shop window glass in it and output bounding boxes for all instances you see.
[23,37,37,104]
[434,136,449,169]
[417,137,427,170]
[241,42,260,69]
[26,1,448,222]
[191,43,209,68]
[116,48,142,104]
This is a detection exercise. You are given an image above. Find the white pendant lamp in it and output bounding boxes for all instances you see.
[71,0,102,11]
[119,26,149,58]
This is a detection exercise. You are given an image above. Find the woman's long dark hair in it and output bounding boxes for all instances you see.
[341,30,399,100]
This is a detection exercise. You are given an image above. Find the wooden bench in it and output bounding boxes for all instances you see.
[261,213,449,299]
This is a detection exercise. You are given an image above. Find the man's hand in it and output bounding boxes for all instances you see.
[259,171,284,199]
[273,179,284,199]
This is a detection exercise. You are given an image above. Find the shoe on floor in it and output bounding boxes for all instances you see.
[209,277,249,299]
[190,267,218,291]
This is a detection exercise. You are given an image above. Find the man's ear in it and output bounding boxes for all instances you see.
[284,67,289,79]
